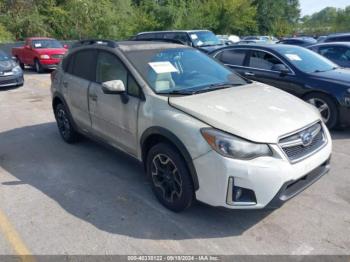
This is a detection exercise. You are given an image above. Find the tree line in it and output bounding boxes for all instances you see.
[0,0,349,43]
[300,6,350,36]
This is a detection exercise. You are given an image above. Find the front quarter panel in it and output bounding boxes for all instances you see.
[137,95,212,161]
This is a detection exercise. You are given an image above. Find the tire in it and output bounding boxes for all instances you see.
[34,59,44,73]
[17,57,24,70]
[146,143,194,212]
[54,103,79,143]
[304,93,338,129]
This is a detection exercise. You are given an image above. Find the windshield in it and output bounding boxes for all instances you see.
[32,39,63,49]
[0,51,10,61]
[126,48,248,94]
[189,31,222,47]
[277,46,338,73]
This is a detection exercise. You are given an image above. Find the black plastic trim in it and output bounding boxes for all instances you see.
[266,157,331,209]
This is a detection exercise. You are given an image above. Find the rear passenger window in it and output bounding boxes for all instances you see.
[71,50,96,81]
[219,49,247,66]
[96,51,127,86]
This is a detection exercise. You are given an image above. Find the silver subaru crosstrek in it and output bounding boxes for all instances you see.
[51,40,331,212]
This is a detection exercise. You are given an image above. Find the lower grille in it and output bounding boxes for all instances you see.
[51,54,63,59]
[279,122,327,163]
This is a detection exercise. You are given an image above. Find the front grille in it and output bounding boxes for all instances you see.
[279,122,327,163]
[51,54,63,59]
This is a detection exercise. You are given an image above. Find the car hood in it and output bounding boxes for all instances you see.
[309,68,350,86]
[35,48,67,55]
[169,82,320,144]
[0,60,15,71]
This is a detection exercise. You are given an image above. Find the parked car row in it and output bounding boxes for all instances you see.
[3,30,348,212]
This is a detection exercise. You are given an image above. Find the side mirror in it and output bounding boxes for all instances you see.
[25,45,31,49]
[101,80,126,94]
[271,64,290,75]
[63,44,68,49]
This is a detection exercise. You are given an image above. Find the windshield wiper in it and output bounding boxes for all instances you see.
[157,90,193,95]
[190,82,242,94]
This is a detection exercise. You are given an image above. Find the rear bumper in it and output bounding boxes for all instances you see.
[0,74,24,87]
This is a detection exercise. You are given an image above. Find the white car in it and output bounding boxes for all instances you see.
[51,40,332,212]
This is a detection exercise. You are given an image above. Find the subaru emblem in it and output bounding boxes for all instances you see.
[301,132,313,147]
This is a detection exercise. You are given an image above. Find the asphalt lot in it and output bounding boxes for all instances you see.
[0,71,349,255]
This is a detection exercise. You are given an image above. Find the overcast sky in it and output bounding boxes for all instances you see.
[300,0,349,16]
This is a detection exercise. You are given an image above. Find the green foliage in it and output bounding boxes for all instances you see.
[301,6,350,35]
[0,23,14,43]
[0,0,304,40]
[253,0,300,36]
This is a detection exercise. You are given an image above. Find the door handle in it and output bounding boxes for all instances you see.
[89,94,98,101]
[244,72,255,76]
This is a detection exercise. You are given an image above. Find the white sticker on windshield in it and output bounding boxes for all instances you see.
[34,43,42,48]
[190,34,198,40]
[285,54,302,61]
[149,62,178,74]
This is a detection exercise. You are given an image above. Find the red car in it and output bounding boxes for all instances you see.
[12,37,68,73]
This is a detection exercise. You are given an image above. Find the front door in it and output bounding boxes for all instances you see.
[245,50,297,94]
[89,51,141,156]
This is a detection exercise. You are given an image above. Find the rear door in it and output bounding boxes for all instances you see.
[64,49,97,132]
[89,50,142,156]
[213,48,249,76]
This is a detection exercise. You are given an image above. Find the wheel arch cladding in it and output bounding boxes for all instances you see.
[140,127,199,191]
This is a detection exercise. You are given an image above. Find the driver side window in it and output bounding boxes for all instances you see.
[249,50,285,71]
[96,51,127,86]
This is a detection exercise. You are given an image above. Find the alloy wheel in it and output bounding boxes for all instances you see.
[308,98,330,123]
[151,154,183,203]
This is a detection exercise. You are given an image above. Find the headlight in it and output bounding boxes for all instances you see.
[201,128,272,160]
[40,54,50,59]
[12,65,22,74]
[347,88,350,94]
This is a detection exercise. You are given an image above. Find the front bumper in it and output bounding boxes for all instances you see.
[193,125,332,209]
[0,74,24,87]
[40,58,62,69]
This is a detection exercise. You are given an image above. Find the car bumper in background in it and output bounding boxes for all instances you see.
[39,58,62,69]
[193,126,332,209]
[0,74,24,87]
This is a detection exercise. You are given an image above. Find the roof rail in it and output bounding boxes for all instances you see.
[132,38,187,46]
[71,39,118,49]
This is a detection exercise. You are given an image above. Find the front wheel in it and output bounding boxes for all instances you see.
[146,143,194,212]
[34,59,44,73]
[304,93,338,129]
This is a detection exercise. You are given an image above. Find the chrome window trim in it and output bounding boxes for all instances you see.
[213,48,296,76]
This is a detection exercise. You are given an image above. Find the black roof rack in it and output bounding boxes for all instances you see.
[71,39,118,49]
[131,38,187,46]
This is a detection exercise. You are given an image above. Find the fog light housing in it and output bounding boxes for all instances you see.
[227,177,257,206]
